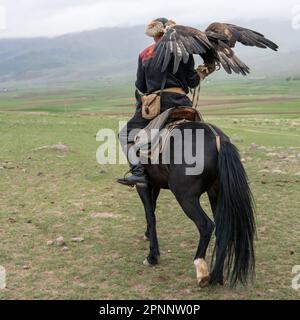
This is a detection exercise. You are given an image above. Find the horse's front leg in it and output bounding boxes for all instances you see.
[144,187,160,241]
[136,184,160,266]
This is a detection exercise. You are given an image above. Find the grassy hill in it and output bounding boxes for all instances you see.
[0,20,299,85]
[0,78,299,299]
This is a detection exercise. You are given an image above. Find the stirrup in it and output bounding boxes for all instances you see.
[117,169,135,187]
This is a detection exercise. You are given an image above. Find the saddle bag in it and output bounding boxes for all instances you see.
[141,93,161,120]
[141,73,167,120]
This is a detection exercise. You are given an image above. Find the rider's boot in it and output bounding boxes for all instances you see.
[117,163,147,186]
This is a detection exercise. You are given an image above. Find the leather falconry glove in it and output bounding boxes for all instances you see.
[196,63,217,80]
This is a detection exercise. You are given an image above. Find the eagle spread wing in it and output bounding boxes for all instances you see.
[205,23,278,75]
[152,22,278,75]
[152,25,214,74]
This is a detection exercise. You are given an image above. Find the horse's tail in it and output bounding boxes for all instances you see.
[210,140,256,286]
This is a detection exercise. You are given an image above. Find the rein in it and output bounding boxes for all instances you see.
[192,83,202,109]
[191,80,220,151]
[191,79,204,121]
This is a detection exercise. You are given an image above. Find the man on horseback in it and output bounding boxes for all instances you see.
[118,17,214,186]
[114,18,278,287]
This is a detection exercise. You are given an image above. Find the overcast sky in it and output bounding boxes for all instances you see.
[0,0,299,38]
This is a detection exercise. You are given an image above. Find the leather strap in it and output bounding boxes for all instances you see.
[153,87,186,95]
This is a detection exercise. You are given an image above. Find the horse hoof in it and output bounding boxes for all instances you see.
[143,235,150,241]
[194,258,210,288]
[143,258,152,266]
[143,256,159,266]
[198,275,210,288]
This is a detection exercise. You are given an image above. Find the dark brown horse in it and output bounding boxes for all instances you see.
[135,121,256,287]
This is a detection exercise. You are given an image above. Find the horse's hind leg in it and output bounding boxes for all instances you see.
[175,194,215,287]
[144,187,160,241]
[207,183,224,285]
[136,184,160,266]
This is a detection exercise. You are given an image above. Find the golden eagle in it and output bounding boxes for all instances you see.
[146,19,278,75]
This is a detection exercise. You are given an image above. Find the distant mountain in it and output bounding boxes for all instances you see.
[0,20,299,84]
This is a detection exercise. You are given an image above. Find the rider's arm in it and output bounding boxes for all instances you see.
[135,56,147,94]
[186,55,200,89]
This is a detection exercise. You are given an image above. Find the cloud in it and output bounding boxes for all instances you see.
[0,0,298,38]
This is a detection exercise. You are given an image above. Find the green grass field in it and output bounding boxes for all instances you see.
[0,78,300,299]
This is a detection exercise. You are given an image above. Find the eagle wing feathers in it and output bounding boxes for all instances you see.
[151,22,278,75]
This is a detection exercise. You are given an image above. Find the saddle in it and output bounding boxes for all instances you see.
[168,107,202,122]
[134,107,203,163]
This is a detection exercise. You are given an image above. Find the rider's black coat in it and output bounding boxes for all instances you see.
[119,43,200,146]
[135,43,200,111]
